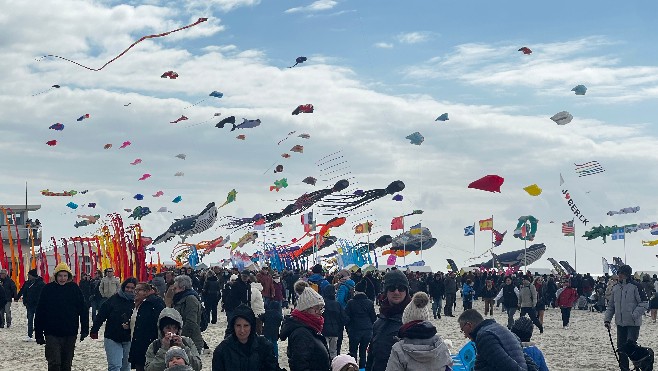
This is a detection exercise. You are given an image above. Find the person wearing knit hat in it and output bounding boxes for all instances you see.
[34,261,90,370]
[331,354,359,371]
[280,281,331,371]
[144,308,202,371]
[165,346,190,367]
[308,264,331,296]
[16,266,46,342]
[511,317,549,371]
[386,291,453,371]
[365,269,411,371]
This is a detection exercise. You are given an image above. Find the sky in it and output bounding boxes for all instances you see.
[2,0,658,274]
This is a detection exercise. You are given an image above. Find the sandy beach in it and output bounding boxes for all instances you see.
[1,299,656,370]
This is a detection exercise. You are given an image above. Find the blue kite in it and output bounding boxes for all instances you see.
[435,113,449,121]
[406,132,424,145]
[571,85,587,95]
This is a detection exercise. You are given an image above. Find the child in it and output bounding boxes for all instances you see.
[165,346,194,371]
[462,279,475,310]
[331,354,359,371]
[262,299,283,358]
[481,279,497,316]
[511,317,549,371]
[555,279,579,329]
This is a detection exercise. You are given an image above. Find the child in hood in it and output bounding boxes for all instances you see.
[165,346,194,371]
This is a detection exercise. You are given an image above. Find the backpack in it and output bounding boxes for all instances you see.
[309,282,320,293]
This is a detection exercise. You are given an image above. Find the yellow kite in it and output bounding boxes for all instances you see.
[523,184,542,196]
[642,239,658,246]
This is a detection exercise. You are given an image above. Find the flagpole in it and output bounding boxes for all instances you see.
[491,215,494,270]
[572,218,577,272]
[402,218,406,266]
[623,227,627,264]
[419,220,423,262]
[473,222,476,254]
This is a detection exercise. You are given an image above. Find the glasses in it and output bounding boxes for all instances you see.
[386,285,408,293]
[459,322,470,333]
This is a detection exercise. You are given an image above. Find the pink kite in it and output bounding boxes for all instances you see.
[46,140,57,146]
[130,159,142,165]
[468,175,504,193]
[138,174,151,181]
[170,115,188,124]
[120,141,131,149]
[153,190,164,197]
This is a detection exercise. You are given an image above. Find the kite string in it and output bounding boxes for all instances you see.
[36,18,208,71]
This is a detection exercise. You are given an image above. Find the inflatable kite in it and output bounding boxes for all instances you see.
[77,114,90,122]
[32,84,61,96]
[174,172,184,177]
[470,243,546,268]
[66,202,78,209]
[170,115,188,124]
[551,111,573,125]
[382,227,437,257]
[435,113,449,122]
[153,202,218,244]
[513,215,538,241]
[607,206,640,216]
[119,141,131,149]
[292,104,314,115]
[493,229,506,247]
[215,116,236,129]
[46,140,57,146]
[219,189,237,208]
[138,174,151,181]
[575,161,605,177]
[302,177,317,185]
[230,231,259,251]
[130,159,142,165]
[49,123,64,131]
[406,132,424,145]
[583,224,618,243]
[523,184,542,196]
[153,191,164,197]
[133,194,144,200]
[468,175,504,193]
[518,47,532,55]
[571,85,587,95]
[320,181,404,212]
[41,189,77,196]
[270,178,288,192]
[129,206,151,220]
[175,154,186,160]
[289,56,307,68]
[161,71,179,79]
[172,196,182,203]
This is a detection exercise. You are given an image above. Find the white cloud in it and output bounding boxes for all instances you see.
[285,0,338,14]
[373,42,394,49]
[396,31,433,44]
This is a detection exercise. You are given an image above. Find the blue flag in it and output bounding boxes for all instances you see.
[464,225,475,236]
[611,228,625,240]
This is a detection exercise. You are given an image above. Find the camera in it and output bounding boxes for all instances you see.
[168,332,175,347]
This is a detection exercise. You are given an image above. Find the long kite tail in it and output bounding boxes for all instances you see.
[37,18,208,71]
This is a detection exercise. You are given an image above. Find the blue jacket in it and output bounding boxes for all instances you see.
[522,343,549,371]
[462,283,475,303]
[471,319,527,371]
[308,274,331,294]
[336,279,355,308]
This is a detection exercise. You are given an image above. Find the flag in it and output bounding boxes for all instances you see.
[301,211,314,226]
[651,224,658,235]
[464,225,475,236]
[354,221,372,234]
[303,222,316,233]
[520,224,527,238]
[602,257,609,274]
[409,223,422,235]
[479,218,493,231]
[611,228,625,240]
[492,229,506,247]
[391,216,404,230]
[561,220,575,236]
[253,218,266,230]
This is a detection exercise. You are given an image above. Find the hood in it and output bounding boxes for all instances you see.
[398,335,451,364]
[353,292,368,300]
[279,315,307,341]
[400,320,437,339]
[158,308,183,338]
[308,273,325,283]
[251,282,263,291]
[230,304,257,332]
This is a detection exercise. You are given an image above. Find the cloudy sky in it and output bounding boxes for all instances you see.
[3,0,658,274]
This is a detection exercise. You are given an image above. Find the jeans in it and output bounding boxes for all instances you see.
[616,325,641,370]
[104,338,131,371]
[484,299,494,315]
[560,307,571,326]
[0,302,11,327]
[444,293,456,315]
[432,298,443,318]
[519,307,544,332]
[27,305,36,337]
[325,336,338,359]
[506,307,517,329]
[265,335,279,359]
[348,330,371,369]
[45,335,77,371]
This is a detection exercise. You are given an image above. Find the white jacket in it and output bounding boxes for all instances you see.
[250,282,265,316]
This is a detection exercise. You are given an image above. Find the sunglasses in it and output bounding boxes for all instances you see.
[386,285,408,293]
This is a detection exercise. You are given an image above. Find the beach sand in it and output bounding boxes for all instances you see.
[2,300,656,370]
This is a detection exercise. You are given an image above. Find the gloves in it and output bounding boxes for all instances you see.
[35,332,46,345]
[604,321,611,329]
[90,333,99,340]
[80,333,88,342]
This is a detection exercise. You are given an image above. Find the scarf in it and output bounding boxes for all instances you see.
[118,288,135,301]
[379,294,411,318]
[291,309,324,334]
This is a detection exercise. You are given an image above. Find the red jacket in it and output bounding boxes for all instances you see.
[556,287,579,308]
[256,272,275,299]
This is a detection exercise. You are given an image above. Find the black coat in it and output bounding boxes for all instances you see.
[321,299,348,337]
[428,278,445,299]
[280,316,331,371]
[480,286,498,300]
[79,278,93,305]
[129,294,165,367]
[471,319,527,371]
[355,275,380,301]
[366,311,403,371]
[91,292,135,342]
[35,281,89,337]
[262,301,283,340]
[16,276,45,307]
[228,280,250,312]
[0,284,6,309]
[212,334,279,371]
[502,284,518,308]
[345,293,376,332]
[203,275,222,303]
[1,276,17,300]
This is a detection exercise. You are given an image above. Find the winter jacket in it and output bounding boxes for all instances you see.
[471,319,527,371]
[520,342,549,371]
[257,271,276,300]
[100,276,120,298]
[262,300,283,340]
[16,276,45,307]
[212,334,279,371]
[336,279,355,308]
[462,284,475,303]
[555,287,578,308]
[172,289,205,353]
[518,283,537,308]
[0,285,6,309]
[308,273,331,294]
[0,276,17,300]
[251,282,266,316]
[428,278,445,300]
[228,279,251,312]
[280,315,331,371]
[481,285,497,300]
[272,281,284,302]
[322,298,348,337]
[367,312,403,371]
[144,308,202,371]
[79,278,93,305]
[129,293,166,367]
[152,276,167,298]
[345,292,376,332]
[385,321,452,371]
[203,275,221,303]
[356,275,380,301]
[501,284,519,308]
[443,276,457,295]
[91,291,135,342]
[35,281,89,338]
[604,279,649,327]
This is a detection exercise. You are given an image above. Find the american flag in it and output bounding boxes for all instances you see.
[562,220,575,236]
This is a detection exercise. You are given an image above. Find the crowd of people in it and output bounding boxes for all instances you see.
[0,262,656,371]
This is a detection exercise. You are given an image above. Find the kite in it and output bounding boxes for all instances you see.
[523,184,542,196]
[80,190,88,194]
[74,220,92,228]
[320,180,404,212]
[583,225,618,243]
[157,207,170,213]
[161,71,179,79]
[575,161,605,177]
[129,206,151,220]
[153,202,218,244]
[153,191,164,197]
[230,231,259,251]
[219,189,237,208]
[77,114,90,122]
[406,132,424,145]
[104,144,112,149]
[37,18,209,71]
[290,145,304,153]
[468,175,504,193]
[49,123,64,131]
[268,222,283,230]
[138,174,151,181]
[551,111,573,125]
[302,176,317,186]
[298,133,310,139]
[470,243,546,268]
[642,239,658,246]
[119,141,131,149]
[288,56,307,68]
[124,103,131,106]
[87,203,96,208]
[134,194,144,200]
[560,261,577,275]
[66,202,78,209]
[172,196,183,203]
[76,214,100,225]
[46,140,57,146]
[130,159,142,165]
[513,215,538,241]
[124,208,132,212]
[382,227,437,257]
[274,165,284,173]
[184,90,224,109]
[547,257,567,276]
[493,229,507,247]
[561,189,590,225]
[435,113,449,121]
[175,154,186,160]
[32,84,61,96]
[292,104,314,115]
[174,172,184,176]
[607,206,640,216]
[571,85,587,95]
[270,178,288,192]
[236,135,246,140]
[41,189,77,196]
[518,47,532,55]
[215,116,236,129]
[281,153,291,158]
[232,118,261,131]
[392,194,403,201]
[170,115,188,124]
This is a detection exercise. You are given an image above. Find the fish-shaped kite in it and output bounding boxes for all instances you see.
[32,84,61,96]
[153,202,218,244]
[230,231,259,251]
[129,206,151,220]
[292,104,314,115]
[209,91,223,98]
[49,123,64,131]
[518,47,532,55]
[290,145,304,153]
[468,175,504,193]
[435,113,449,122]
[551,111,573,125]
[219,189,237,208]
[174,172,184,177]
[270,178,288,192]
[153,190,164,197]
[274,165,284,173]
[523,184,542,196]
[302,176,317,186]
[231,118,261,131]
[119,141,131,149]
[175,153,186,160]
[172,195,182,203]
[104,144,112,149]
[298,133,310,139]
[607,206,640,216]
[134,194,144,200]
[288,56,307,68]
[77,114,90,122]
[46,140,57,146]
[281,153,291,158]
[139,174,151,181]
[170,115,188,124]
[406,132,424,145]
[130,158,142,165]
[571,85,587,95]
[161,71,179,79]
[215,116,236,128]
[157,207,169,213]
[87,203,96,208]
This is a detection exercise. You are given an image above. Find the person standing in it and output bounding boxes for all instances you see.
[0,268,17,328]
[90,270,103,323]
[100,268,121,307]
[555,279,578,329]
[321,285,348,359]
[90,277,137,371]
[518,276,543,333]
[604,265,649,370]
[443,272,457,317]
[496,276,519,329]
[202,270,221,325]
[462,279,475,311]
[427,272,444,319]
[15,268,46,341]
[256,266,276,305]
[345,287,376,370]
[171,275,205,354]
[34,262,89,371]
[480,279,497,317]
[129,282,166,371]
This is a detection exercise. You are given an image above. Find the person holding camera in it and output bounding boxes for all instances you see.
[144,308,202,371]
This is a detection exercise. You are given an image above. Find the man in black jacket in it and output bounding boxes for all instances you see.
[428,272,444,319]
[345,289,376,369]
[129,282,165,371]
[35,262,89,371]
[443,272,457,317]
[0,268,17,328]
[16,268,46,341]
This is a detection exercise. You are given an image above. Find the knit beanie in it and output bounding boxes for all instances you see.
[384,269,409,290]
[311,264,324,274]
[165,346,189,365]
[331,354,358,371]
[53,262,73,278]
[401,292,432,324]
[27,269,39,277]
[294,280,325,311]
[511,316,534,342]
